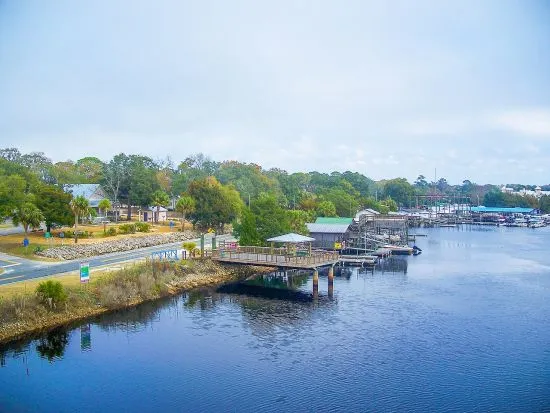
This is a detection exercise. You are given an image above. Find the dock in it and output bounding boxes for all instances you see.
[211,246,340,269]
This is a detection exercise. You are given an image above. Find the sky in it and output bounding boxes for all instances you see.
[0,0,549,185]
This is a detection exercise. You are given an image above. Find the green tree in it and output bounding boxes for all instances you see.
[249,193,291,243]
[383,178,415,207]
[316,200,337,217]
[539,195,550,213]
[34,185,73,232]
[175,195,195,231]
[70,195,89,243]
[286,209,313,234]
[12,202,44,235]
[98,198,112,217]
[234,208,261,246]
[151,190,170,223]
[188,177,243,231]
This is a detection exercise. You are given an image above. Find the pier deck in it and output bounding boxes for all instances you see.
[211,246,339,269]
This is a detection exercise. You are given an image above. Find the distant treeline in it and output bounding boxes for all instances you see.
[1,148,549,241]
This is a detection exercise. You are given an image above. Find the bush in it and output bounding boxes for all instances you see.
[135,222,151,233]
[118,223,136,234]
[182,242,197,257]
[36,280,68,310]
[106,227,117,236]
[34,245,45,253]
[63,230,92,239]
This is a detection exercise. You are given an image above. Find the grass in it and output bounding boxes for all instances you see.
[0,221,194,260]
[0,258,263,344]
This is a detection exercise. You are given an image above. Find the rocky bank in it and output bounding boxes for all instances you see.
[36,231,198,260]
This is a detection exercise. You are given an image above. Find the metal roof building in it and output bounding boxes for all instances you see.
[64,184,107,208]
[315,217,353,225]
[307,223,350,250]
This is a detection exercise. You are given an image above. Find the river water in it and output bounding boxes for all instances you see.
[1,227,549,412]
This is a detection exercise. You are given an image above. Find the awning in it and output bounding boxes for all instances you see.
[266,233,316,243]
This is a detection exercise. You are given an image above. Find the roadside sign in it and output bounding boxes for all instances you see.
[23,238,29,247]
[80,262,90,283]
[334,242,342,250]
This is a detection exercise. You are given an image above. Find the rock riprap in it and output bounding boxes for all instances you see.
[36,232,198,260]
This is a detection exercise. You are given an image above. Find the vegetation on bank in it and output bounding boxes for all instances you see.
[2,148,550,255]
[0,259,269,344]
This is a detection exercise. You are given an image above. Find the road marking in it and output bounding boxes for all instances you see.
[0,275,25,282]
[0,259,20,267]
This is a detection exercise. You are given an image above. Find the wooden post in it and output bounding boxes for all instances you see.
[328,265,334,298]
[313,269,319,301]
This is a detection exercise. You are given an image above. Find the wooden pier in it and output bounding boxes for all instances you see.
[211,246,340,269]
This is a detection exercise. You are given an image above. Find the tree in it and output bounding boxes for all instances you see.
[248,193,291,243]
[70,195,89,243]
[151,190,170,223]
[414,175,428,188]
[175,195,195,231]
[34,185,73,232]
[383,178,415,207]
[98,198,112,217]
[75,157,104,182]
[12,202,44,235]
[188,177,243,231]
[234,208,261,246]
[0,147,22,163]
[316,200,337,217]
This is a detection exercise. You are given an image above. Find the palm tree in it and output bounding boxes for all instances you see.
[175,195,196,231]
[12,202,44,235]
[70,195,90,243]
[98,198,112,217]
[151,190,170,224]
[98,199,112,233]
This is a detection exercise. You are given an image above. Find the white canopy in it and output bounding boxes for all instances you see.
[266,233,316,243]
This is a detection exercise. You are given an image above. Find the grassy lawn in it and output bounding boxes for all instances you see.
[0,263,127,298]
[0,221,190,260]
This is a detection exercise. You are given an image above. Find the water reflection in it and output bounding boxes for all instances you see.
[36,329,69,362]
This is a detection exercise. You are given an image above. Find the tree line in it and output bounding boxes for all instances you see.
[1,148,549,244]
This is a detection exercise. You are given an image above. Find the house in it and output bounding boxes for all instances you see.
[143,206,168,223]
[64,184,108,211]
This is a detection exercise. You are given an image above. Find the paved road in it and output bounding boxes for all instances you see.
[0,234,235,286]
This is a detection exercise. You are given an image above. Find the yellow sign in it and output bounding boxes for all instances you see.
[334,242,342,250]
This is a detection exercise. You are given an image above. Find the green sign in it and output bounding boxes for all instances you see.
[80,262,90,283]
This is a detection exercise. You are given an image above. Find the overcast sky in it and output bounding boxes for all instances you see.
[1,1,549,184]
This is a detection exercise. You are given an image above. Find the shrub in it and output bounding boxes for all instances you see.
[106,227,117,236]
[182,242,197,257]
[118,223,136,234]
[34,245,45,253]
[135,222,151,233]
[36,280,68,310]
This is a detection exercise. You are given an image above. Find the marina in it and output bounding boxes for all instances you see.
[1,226,548,412]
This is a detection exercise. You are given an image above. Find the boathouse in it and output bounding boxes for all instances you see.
[305,217,352,250]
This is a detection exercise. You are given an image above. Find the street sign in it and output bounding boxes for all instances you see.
[334,242,342,250]
[80,262,90,283]
[23,238,29,247]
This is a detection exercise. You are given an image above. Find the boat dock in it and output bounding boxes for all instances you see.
[211,246,340,269]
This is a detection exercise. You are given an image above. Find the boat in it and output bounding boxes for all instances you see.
[383,245,414,255]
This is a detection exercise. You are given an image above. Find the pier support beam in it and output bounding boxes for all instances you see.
[312,269,319,300]
[328,266,334,298]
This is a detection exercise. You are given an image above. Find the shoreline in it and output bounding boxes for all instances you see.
[0,259,274,346]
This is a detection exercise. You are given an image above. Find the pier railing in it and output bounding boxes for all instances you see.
[211,246,339,267]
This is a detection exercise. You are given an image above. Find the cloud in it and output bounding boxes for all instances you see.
[488,108,550,138]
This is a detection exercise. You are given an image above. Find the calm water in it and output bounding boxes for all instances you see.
[1,227,549,412]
